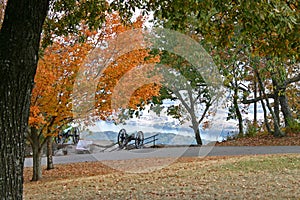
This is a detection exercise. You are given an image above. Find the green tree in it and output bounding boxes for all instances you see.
[142,0,299,136]
[149,53,212,145]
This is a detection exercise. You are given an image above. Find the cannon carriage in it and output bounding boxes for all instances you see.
[55,126,80,144]
[117,128,144,149]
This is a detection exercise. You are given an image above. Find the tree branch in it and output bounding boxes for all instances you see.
[198,100,212,124]
[173,90,192,114]
[242,93,274,104]
[285,73,300,85]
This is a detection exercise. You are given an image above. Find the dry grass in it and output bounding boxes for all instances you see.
[24,154,300,200]
[216,132,300,146]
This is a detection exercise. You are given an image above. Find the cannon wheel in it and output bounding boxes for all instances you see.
[135,131,144,149]
[118,129,127,148]
[72,127,80,144]
[55,131,64,144]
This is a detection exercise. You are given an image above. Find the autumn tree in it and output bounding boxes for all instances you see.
[73,13,161,123]
[28,34,92,181]
[95,50,161,121]
[28,13,161,181]
[94,50,161,119]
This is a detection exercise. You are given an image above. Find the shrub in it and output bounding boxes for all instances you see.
[245,121,258,137]
[285,119,300,135]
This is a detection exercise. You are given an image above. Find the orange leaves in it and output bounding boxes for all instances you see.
[29,28,95,133]
[29,106,46,127]
[84,13,162,118]
[95,49,161,115]
[29,12,161,130]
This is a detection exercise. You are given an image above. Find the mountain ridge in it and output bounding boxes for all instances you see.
[81,131,211,145]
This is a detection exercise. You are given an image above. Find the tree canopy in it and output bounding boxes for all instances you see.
[141,0,300,137]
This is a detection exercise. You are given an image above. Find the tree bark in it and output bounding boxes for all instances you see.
[173,89,205,145]
[29,127,45,181]
[253,77,257,125]
[279,91,294,127]
[233,86,244,136]
[31,142,42,181]
[273,91,280,124]
[191,109,202,145]
[0,0,49,198]
[47,137,54,170]
[194,125,203,146]
[255,68,284,137]
[272,78,280,123]
[259,88,272,133]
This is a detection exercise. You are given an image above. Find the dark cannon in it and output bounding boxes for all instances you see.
[117,128,144,149]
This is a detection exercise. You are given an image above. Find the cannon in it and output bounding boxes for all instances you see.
[117,129,144,149]
[55,126,80,144]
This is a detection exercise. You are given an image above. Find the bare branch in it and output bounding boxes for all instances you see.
[173,90,192,114]
[198,100,212,124]
[285,73,300,85]
[242,93,274,104]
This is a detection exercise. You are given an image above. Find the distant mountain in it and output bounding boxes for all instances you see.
[81,131,117,141]
[81,131,211,145]
[152,132,197,145]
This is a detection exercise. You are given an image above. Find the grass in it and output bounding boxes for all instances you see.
[24,154,300,200]
[216,132,300,146]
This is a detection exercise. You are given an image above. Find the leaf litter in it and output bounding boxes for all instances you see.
[24,154,300,200]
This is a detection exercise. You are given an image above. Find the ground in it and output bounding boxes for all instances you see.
[23,154,300,199]
[23,133,300,199]
[216,132,300,146]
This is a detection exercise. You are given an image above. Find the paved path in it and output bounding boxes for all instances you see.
[24,146,300,167]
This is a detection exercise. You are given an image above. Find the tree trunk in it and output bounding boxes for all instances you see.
[31,142,42,181]
[29,127,44,181]
[279,92,294,127]
[272,79,280,123]
[194,127,203,146]
[47,137,54,170]
[255,68,284,137]
[233,87,244,137]
[0,0,49,198]
[189,106,203,146]
[191,117,202,145]
[174,88,205,146]
[259,93,272,134]
[253,76,257,125]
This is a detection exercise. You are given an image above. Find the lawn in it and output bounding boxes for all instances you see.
[24,154,300,199]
